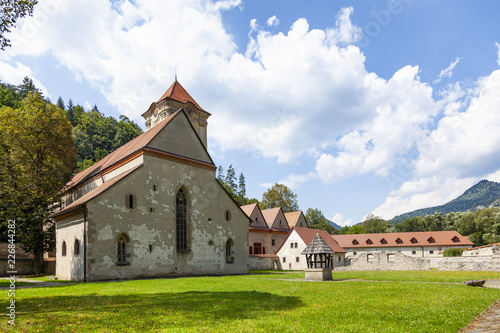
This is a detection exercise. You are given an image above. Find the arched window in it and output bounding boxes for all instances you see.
[74,239,80,256]
[62,241,67,256]
[117,234,127,264]
[176,189,188,251]
[226,239,234,263]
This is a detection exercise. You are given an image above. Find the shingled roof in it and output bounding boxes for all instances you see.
[278,227,345,253]
[155,80,207,112]
[64,111,180,191]
[332,231,473,248]
[301,233,335,255]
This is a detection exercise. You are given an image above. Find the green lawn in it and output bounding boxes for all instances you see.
[1,271,499,332]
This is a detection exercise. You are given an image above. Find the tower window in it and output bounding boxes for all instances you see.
[62,241,67,257]
[74,239,80,256]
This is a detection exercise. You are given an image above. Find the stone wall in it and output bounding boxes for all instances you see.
[248,255,277,270]
[337,251,500,271]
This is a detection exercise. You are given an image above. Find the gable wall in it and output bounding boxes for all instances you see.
[271,210,289,229]
[147,113,211,164]
[55,213,85,281]
[81,155,247,281]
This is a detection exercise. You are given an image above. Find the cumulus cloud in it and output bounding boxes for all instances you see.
[266,15,279,27]
[372,69,500,219]
[0,61,48,95]
[325,7,362,45]
[331,213,354,227]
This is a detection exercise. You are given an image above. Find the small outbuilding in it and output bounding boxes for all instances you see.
[301,233,335,281]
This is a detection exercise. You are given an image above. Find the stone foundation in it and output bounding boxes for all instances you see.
[305,268,332,281]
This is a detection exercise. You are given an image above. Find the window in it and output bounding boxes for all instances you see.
[176,189,188,251]
[410,237,418,244]
[117,234,127,264]
[74,239,80,256]
[380,238,388,245]
[283,257,286,263]
[62,241,67,256]
[225,210,231,221]
[352,239,359,245]
[254,242,262,254]
[126,194,136,209]
[153,184,157,191]
[296,257,300,262]
[387,254,395,262]
[427,237,436,243]
[366,239,373,245]
[249,246,252,255]
[149,245,153,253]
[272,239,275,246]
[429,250,434,255]
[256,217,258,223]
[279,220,282,225]
[290,243,294,249]
[396,238,403,244]
[295,243,298,248]
[353,251,357,255]
[338,257,341,261]
[452,236,460,243]
[226,240,234,263]
[412,251,416,255]
[367,254,373,263]
[263,247,266,254]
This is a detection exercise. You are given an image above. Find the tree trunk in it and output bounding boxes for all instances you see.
[33,249,44,275]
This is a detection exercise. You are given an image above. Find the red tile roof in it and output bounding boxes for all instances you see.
[261,207,281,227]
[332,231,473,248]
[241,203,258,217]
[64,111,179,191]
[156,80,207,112]
[284,211,308,228]
[463,241,500,251]
[294,227,346,253]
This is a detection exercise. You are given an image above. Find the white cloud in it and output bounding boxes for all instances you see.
[266,15,279,27]
[496,42,500,65]
[325,7,362,45]
[331,213,354,227]
[275,172,316,190]
[372,69,500,219]
[434,57,461,83]
[0,61,49,95]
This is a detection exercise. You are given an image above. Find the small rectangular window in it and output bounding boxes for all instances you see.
[387,254,395,262]
[429,250,434,255]
[296,257,299,262]
[249,247,252,255]
[272,239,275,246]
[283,257,286,263]
[412,251,416,255]
[353,251,357,255]
[295,243,298,248]
[290,243,293,248]
[367,254,373,263]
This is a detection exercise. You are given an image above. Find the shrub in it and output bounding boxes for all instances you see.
[443,248,467,257]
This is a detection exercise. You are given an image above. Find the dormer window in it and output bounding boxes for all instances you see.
[366,239,373,245]
[452,236,460,243]
[427,237,435,243]
[352,239,359,245]
[396,238,403,244]
[380,238,387,245]
[410,237,418,244]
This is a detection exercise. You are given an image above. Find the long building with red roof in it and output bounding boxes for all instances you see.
[332,231,473,258]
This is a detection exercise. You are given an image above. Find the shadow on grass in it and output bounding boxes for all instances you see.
[16,290,303,331]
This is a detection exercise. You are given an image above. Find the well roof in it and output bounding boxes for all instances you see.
[301,233,335,255]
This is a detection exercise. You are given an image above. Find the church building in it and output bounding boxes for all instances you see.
[52,80,249,281]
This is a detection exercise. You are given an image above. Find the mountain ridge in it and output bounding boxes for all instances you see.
[391,180,500,224]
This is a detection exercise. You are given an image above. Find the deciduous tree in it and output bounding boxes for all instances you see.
[305,208,335,234]
[0,0,38,50]
[260,183,299,213]
[0,92,76,273]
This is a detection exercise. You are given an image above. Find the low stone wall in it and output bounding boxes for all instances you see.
[429,256,500,271]
[336,251,500,271]
[248,255,277,270]
[0,259,55,276]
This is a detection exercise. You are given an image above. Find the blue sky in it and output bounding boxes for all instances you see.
[2,0,500,226]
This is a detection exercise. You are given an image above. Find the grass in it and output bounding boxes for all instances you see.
[331,270,500,283]
[1,271,499,332]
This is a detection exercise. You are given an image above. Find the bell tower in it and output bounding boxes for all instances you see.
[142,80,211,147]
